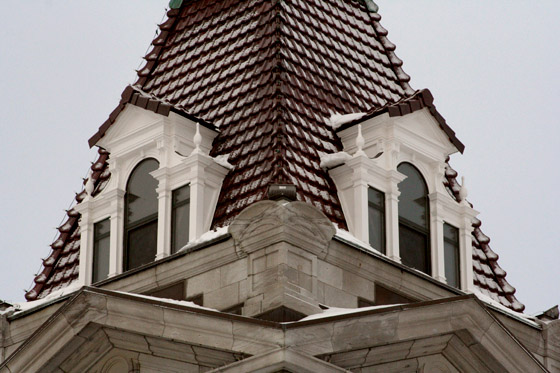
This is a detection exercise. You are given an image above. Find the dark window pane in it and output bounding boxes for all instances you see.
[399,224,430,273]
[368,187,384,208]
[93,219,110,283]
[444,223,459,242]
[368,204,385,253]
[126,159,159,225]
[172,185,190,253]
[173,184,190,204]
[146,282,185,301]
[397,163,430,275]
[397,163,429,229]
[186,294,204,307]
[94,218,110,236]
[125,159,159,271]
[444,223,460,287]
[358,298,375,308]
[368,187,385,253]
[172,204,190,253]
[374,284,414,306]
[126,220,158,270]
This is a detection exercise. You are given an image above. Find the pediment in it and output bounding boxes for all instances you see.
[1,290,545,373]
[42,325,246,373]
[96,104,217,160]
[339,108,459,163]
[97,104,166,154]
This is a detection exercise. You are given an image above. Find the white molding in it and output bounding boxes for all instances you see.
[335,110,478,289]
[77,104,224,277]
[329,154,405,261]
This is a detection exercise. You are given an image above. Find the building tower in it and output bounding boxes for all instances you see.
[1,1,558,372]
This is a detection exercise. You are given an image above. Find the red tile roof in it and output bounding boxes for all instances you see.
[26,0,524,312]
[25,148,111,301]
[91,0,416,228]
[444,163,524,312]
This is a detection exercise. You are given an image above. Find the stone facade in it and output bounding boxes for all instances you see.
[1,201,559,372]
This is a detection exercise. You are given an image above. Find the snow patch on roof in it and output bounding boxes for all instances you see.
[111,290,219,312]
[1,282,82,316]
[473,289,539,327]
[334,227,385,256]
[213,154,234,170]
[326,112,367,130]
[297,304,401,322]
[178,225,230,252]
[319,151,353,169]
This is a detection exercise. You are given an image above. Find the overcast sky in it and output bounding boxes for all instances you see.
[0,1,558,314]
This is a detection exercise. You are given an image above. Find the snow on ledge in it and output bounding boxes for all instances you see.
[326,112,366,130]
[213,154,234,170]
[320,151,352,169]
[111,290,219,312]
[334,227,385,257]
[297,304,401,322]
[473,289,540,327]
[0,281,82,316]
[178,226,230,252]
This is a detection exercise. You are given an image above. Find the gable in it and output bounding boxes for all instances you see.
[1,289,544,372]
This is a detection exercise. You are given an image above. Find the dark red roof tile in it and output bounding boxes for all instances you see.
[30,0,523,313]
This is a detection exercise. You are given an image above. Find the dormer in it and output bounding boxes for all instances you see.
[74,89,229,286]
[329,91,478,292]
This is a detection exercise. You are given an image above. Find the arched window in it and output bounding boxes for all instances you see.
[124,158,159,271]
[397,163,430,274]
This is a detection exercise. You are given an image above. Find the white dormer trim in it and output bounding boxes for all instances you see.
[75,104,227,284]
[329,154,405,262]
[332,109,478,291]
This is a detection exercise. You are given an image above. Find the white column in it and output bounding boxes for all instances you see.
[352,179,369,243]
[108,189,125,277]
[152,169,172,260]
[77,199,93,286]
[181,152,229,240]
[429,193,446,282]
[385,187,400,262]
[460,213,476,292]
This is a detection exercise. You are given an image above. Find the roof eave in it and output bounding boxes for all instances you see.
[88,85,218,148]
[336,89,465,154]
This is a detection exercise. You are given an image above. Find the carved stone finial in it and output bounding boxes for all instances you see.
[458,176,468,202]
[355,124,367,157]
[192,122,202,155]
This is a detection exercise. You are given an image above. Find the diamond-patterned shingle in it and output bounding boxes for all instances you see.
[27,0,523,312]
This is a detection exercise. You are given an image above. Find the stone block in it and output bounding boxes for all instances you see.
[364,340,414,366]
[161,309,233,351]
[342,271,375,299]
[205,283,239,310]
[408,334,452,358]
[331,313,399,351]
[231,322,284,355]
[266,249,280,269]
[104,328,151,354]
[104,298,165,338]
[360,358,419,373]
[186,268,220,297]
[220,259,248,287]
[323,284,357,308]
[288,251,313,275]
[138,353,201,372]
[238,278,249,302]
[252,255,266,274]
[145,336,197,364]
[316,281,327,304]
[252,267,278,293]
[317,260,344,289]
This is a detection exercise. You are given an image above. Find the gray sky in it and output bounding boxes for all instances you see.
[0,1,558,314]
